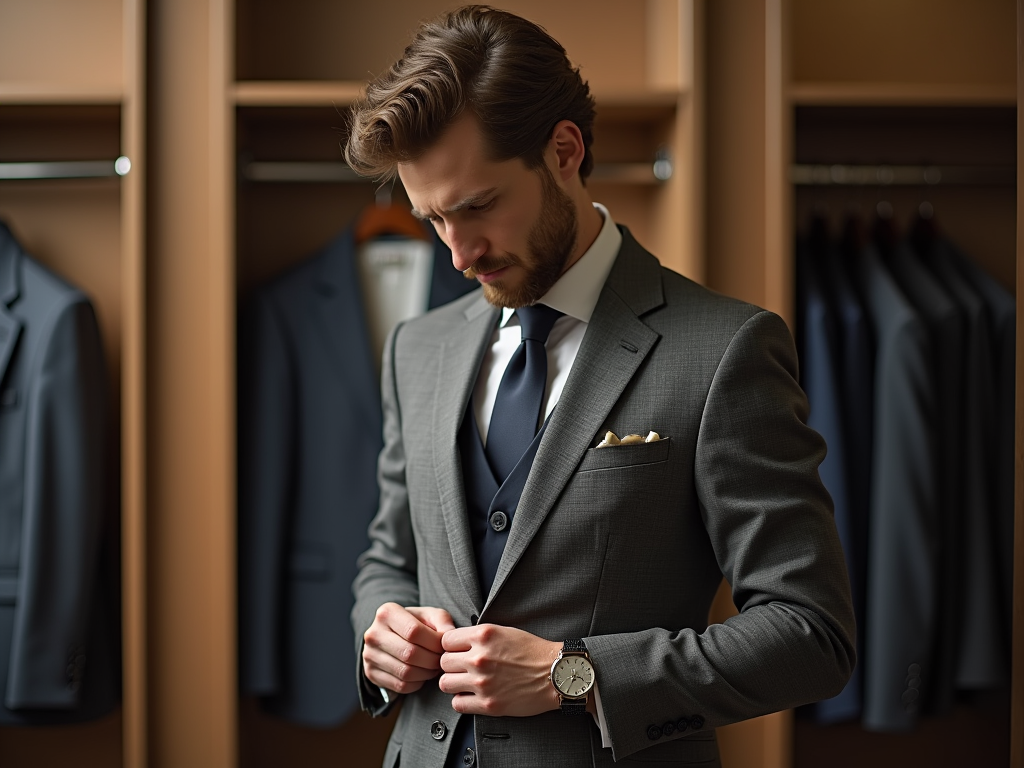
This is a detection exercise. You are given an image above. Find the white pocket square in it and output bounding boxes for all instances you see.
[596,430,662,449]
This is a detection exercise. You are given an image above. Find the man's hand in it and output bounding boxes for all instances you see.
[363,603,456,696]
[439,624,562,717]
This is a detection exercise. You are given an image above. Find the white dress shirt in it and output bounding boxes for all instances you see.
[472,202,622,444]
[470,201,621,745]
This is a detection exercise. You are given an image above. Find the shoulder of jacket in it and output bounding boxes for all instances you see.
[18,254,91,313]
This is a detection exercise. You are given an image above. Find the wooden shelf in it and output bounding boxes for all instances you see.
[232,80,685,113]
[0,83,123,105]
[788,82,1016,107]
[232,81,364,107]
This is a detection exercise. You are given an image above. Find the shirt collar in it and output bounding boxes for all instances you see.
[500,202,621,327]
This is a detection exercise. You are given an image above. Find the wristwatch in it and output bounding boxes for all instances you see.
[549,639,596,715]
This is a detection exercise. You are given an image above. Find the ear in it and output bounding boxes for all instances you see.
[546,120,586,183]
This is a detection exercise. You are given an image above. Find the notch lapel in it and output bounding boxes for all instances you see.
[312,229,380,414]
[0,224,23,389]
[432,293,498,613]
[484,233,665,609]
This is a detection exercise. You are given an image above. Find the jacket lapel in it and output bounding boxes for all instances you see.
[433,292,497,612]
[0,224,23,390]
[312,228,381,415]
[484,231,665,609]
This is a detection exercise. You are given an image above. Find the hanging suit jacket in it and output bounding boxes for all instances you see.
[923,238,1006,694]
[237,224,475,726]
[0,221,118,725]
[353,228,857,767]
[945,242,1016,660]
[853,245,939,731]
[796,240,861,724]
[820,240,873,720]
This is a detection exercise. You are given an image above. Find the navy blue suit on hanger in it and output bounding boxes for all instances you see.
[237,224,476,726]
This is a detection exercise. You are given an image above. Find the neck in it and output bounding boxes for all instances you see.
[563,189,603,273]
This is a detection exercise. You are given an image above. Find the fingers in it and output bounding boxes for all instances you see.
[363,603,450,695]
[441,624,488,652]
[363,655,427,696]
[374,602,446,654]
[409,606,456,634]
[364,641,442,682]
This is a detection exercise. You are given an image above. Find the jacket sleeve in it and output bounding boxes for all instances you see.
[7,298,108,709]
[351,321,421,716]
[584,310,857,761]
[237,293,295,695]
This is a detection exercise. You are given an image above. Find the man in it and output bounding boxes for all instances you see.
[346,7,855,767]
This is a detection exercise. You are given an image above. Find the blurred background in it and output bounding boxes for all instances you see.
[0,1,1020,766]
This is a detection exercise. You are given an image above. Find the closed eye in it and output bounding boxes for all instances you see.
[467,199,495,214]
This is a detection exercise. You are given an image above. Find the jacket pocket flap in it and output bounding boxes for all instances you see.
[577,437,671,473]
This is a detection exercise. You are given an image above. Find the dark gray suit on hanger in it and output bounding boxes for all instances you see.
[353,228,856,767]
[853,245,938,732]
[0,222,118,725]
[237,225,474,726]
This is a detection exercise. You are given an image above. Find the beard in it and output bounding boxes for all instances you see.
[464,167,578,308]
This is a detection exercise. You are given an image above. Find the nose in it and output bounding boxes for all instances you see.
[445,222,487,273]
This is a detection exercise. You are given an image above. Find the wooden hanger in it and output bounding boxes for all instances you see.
[355,185,430,244]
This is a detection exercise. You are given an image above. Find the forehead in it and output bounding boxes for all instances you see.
[397,113,528,210]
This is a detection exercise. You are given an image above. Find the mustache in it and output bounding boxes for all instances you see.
[462,254,519,280]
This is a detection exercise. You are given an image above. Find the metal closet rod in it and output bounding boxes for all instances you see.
[242,150,674,185]
[791,163,1015,186]
[0,157,132,180]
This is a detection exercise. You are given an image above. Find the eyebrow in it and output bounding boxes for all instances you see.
[411,187,498,220]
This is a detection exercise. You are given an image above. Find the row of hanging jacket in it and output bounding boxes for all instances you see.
[796,211,1015,732]
[236,200,477,727]
[0,220,119,726]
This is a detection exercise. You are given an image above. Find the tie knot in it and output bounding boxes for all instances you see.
[516,304,564,344]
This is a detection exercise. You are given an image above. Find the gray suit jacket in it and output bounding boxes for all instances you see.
[0,222,118,724]
[352,229,855,767]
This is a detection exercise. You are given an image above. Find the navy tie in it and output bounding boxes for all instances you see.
[484,304,564,483]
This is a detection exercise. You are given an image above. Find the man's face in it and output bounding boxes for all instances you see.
[398,113,577,308]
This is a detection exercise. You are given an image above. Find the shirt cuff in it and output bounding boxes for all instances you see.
[590,682,612,749]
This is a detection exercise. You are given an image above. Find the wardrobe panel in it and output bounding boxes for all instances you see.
[791,0,1015,87]
[0,713,122,768]
[235,0,660,93]
[0,0,123,91]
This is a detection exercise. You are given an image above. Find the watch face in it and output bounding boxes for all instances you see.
[552,655,594,698]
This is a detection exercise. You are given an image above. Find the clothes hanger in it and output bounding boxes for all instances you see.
[355,184,430,244]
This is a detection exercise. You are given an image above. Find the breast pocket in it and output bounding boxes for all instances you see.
[576,437,671,473]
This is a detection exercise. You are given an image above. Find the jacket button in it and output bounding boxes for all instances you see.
[647,724,663,740]
[462,747,476,766]
[662,721,676,736]
[675,717,689,732]
[430,720,447,740]
[690,715,705,730]
[489,510,508,532]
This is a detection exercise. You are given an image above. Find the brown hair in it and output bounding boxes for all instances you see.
[343,5,596,182]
